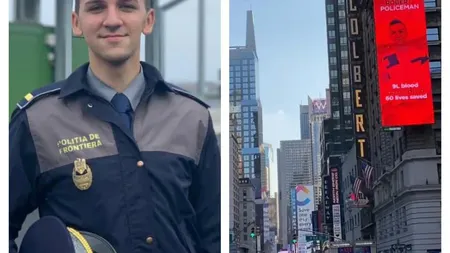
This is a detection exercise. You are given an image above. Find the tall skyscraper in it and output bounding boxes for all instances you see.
[229,10,264,251]
[261,143,273,199]
[288,140,313,188]
[229,10,263,198]
[321,0,353,242]
[308,96,329,209]
[276,148,286,245]
[300,105,310,140]
[325,88,331,118]
[277,140,313,245]
[325,0,354,154]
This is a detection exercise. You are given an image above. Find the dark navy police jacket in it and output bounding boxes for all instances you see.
[9,62,221,253]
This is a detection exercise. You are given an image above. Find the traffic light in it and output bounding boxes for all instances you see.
[256,226,261,236]
[292,234,297,243]
[250,227,255,238]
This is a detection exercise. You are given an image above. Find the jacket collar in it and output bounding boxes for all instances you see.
[59,61,173,99]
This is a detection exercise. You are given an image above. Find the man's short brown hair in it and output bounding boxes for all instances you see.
[74,0,152,14]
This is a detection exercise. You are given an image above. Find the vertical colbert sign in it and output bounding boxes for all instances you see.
[373,0,434,127]
[347,0,370,163]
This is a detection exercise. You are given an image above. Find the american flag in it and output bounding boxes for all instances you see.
[352,176,363,198]
[361,161,374,189]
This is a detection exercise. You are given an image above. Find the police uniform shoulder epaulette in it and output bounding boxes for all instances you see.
[16,82,62,110]
[167,83,210,109]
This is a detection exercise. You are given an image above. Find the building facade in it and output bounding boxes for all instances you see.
[239,178,256,253]
[276,148,287,245]
[308,96,329,210]
[300,105,310,140]
[359,0,442,252]
[320,117,346,241]
[325,0,354,154]
[340,145,363,242]
[262,143,274,199]
[278,140,313,246]
[230,134,241,251]
[229,10,263,199]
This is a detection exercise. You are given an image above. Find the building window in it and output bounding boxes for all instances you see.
[328,17,335,25]
[329,43,336,52]
[333,111,340,119]
[329,57,337,65]
[345,119,352,127]
[339,10,346,17]
[331,83,339,93]
[402,207,407,226]
[343,92,350,99]
[327,4,334,12]
[338,0,345,5]
[427,27,440,41]
[437,164,441,184]
[328,30,336,38]
[339,24,347,32]
[330,70,338,78]
[341,50,348,59]
[430,60,441,73]
[342,65,349,72]
[340,37,347,45]
[343,83,351,92]
[425,0,437,8]
[344,106,351,115]
[331,97,339,106]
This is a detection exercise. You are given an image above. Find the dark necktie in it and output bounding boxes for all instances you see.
[111,93,133,131]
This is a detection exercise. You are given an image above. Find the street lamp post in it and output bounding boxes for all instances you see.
[197,0,205,97]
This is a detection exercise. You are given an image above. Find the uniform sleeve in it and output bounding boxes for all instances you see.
[191,114,221,253]
[9,110,40,253]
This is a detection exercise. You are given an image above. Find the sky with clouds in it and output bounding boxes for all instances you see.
[230,0,330,195]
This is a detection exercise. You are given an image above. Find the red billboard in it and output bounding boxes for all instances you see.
[373,0,434,127]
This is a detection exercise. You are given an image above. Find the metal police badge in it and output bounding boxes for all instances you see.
[72,158,93,190]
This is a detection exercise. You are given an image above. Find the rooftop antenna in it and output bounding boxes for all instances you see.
[248,0,252,10]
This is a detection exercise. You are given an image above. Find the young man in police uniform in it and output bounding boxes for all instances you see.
[9,0,221,252]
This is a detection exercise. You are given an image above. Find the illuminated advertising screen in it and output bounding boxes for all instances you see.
[373,0,434,127]
[295,185,314,253]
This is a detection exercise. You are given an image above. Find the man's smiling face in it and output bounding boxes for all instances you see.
[72,0,155,64]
